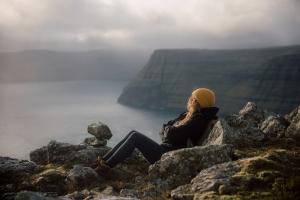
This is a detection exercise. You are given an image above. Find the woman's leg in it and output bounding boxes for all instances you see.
[105,131,167,168]
[102,130,136,160]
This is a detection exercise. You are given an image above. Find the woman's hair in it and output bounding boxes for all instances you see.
[173,94,201,127]
[173,88,215,127]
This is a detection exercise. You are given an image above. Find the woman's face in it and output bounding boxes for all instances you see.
[187,95,198,110]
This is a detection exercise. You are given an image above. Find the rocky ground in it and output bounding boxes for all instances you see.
[1,102,299,200]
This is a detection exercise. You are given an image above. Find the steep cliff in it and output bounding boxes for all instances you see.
[117,45,300,115]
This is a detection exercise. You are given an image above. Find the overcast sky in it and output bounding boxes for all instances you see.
[0,0,300,51]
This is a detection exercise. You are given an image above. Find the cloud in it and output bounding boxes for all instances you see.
[0,0,299,51]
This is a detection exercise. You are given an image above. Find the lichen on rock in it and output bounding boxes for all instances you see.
[148,144,233,189]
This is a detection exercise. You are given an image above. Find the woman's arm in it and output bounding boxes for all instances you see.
[159,112,187,140]
[163,114,206,144]
[163,112,187,127]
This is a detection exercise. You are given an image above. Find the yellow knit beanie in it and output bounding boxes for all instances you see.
[192,88,215,108]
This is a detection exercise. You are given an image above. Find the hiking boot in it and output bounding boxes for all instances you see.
[90,156,105,169]
[95,160,112,179]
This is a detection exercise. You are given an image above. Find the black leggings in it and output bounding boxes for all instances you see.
[102,130,168,168]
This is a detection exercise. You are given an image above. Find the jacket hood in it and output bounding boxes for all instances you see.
[197,106,219,120]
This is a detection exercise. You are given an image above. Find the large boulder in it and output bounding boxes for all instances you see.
[260,115,290,138]
[83,137,107,147]
[0,156,37,183]
[148,144,233,189]
[30,140,111,167]
[0,157,38,198]
[237,102,271,126]
[201,118,265,148]
[171,148,300,200]
[201,102,273,147]
[87,121,112,140]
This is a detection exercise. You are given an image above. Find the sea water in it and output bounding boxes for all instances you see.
[0,80,177,159]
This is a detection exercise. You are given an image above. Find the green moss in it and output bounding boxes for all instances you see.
[226,148,300,199]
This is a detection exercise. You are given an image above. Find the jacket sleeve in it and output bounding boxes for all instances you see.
[159,112,187,140]
[163,112,187,127]
[163,114,206,144]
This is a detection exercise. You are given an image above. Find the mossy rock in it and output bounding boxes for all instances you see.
[228,148,300,199]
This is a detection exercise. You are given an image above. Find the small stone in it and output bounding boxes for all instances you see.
[87,121,112,140]
[84,137,107,147]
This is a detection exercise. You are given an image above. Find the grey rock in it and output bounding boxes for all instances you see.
[201,102,270,147]
[0,157,37,182]
[170,184,194,200]
[285,106,300,140]
[148,144,233,189]
[66,165,102,190]
[237,102,270,125]
[190,161,241,193]
[201,118,264,148]
[83,137,107,147]
[87,121,112,140]
[260,115,289,138]
[29,146,48,165]
[30,140,111,166]
[285,105,299,122]
[171,160,242,199]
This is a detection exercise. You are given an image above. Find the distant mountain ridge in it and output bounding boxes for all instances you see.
[117,45,300,115]
[0,49,150,82]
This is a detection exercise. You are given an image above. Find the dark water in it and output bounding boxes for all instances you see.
[0,80,177,159]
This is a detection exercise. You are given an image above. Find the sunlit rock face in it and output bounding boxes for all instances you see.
[118,45,300,116]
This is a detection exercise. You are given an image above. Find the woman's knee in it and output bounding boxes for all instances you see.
[130,131,143,138]
[127,130,137,136]
[126,131,144,145]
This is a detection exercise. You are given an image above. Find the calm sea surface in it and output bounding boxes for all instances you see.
[0,80,177,159]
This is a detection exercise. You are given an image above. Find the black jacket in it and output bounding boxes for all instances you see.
[159,106,219,151]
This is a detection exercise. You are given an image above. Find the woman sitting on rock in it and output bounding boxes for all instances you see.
[91,88,219,176]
